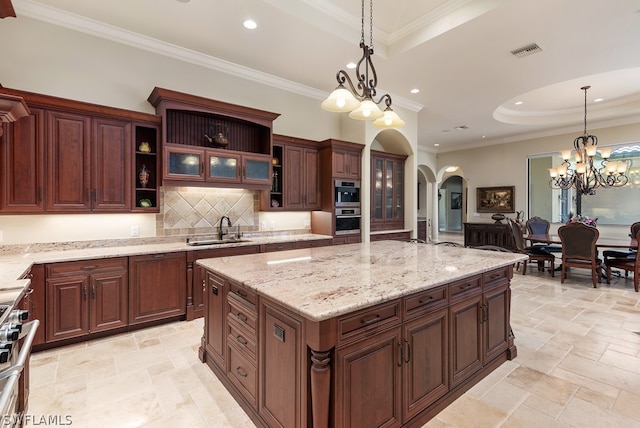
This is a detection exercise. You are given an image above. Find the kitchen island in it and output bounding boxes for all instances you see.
[197,241,527,428]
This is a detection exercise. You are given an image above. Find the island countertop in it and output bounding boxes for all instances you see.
[196,240,527,322]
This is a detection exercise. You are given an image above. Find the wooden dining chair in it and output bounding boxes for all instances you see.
[605,229,640,292]
[525,216,562,253]
[557,222,602,288]
[507,218,555,276]
[602,221,640,273]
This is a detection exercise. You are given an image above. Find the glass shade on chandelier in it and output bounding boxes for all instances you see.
[548,86,629,195]
[320,0,404,129]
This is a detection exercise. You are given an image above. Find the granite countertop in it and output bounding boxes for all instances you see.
[197,240,527,322]
[0,233,333,287]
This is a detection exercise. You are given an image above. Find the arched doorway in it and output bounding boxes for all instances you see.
[438,175,464,233]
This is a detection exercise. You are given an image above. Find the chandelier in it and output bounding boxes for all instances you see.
[548,86,629,195]
[320,0,404,129]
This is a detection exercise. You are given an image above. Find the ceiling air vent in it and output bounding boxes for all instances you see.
[510,43,542,58]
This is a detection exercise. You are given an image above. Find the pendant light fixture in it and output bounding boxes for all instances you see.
[321,0,404,129]
[548,86,629,195]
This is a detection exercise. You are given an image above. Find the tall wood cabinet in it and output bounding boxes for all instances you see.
[0,87,161,214]
[371,150,407,231]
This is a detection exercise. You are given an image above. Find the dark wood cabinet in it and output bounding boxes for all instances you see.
[259,300,304,428]
[463,222,515,250]
[264,135,320,211]
[205,270,227,369]
[92,117,132,211]
[1,86,160,214]
[371,150,407,231]
[45,258,128,342]
[46,110,91,211]
[333,147,361,180]
[0,108,45,212]
[128,252,186,325]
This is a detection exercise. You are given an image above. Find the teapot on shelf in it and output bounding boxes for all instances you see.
[204,123,229,148]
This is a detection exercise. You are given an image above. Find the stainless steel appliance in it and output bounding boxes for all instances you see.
[335,207,361,235]
[335,179,360,207]
[0,287,39,427]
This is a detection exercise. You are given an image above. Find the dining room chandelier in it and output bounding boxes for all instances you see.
[320,0,404,129]
[548,86,629,195]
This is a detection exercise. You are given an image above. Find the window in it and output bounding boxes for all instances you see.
[528,144,640,225]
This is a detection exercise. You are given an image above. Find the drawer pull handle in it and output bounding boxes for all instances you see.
[153,254,165,258]
[236,335,248,345]
[461,284,473,290]
[236,313,248,323]
[418,296,434,304]
[236,367,248,377]
[361,315,381,325]
[236,289,247,298]
[81,265,97,270]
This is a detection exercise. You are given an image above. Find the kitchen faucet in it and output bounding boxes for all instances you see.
[218,216,232,240]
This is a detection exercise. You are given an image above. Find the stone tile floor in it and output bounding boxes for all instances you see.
[26,265,640,427]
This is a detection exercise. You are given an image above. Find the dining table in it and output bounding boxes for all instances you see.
[526,234,638,249]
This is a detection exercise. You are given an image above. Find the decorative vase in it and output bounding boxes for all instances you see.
[138,141,151,153]
[138,164,150,188]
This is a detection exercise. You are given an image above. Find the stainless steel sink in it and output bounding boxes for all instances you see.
[185,237,250,246]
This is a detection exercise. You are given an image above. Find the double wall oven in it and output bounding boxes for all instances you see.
[334,180,361,235]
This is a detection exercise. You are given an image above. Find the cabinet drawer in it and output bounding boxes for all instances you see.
[450,275,481,300]
[227,294,257,335]
[228,281,257,307]
[338,301,401,344]
[228,319,257,360]
[261,242,297,252]
[46,257,127,277]
[404,286,448,318]
[483,266,510,288]
[227,344,257,407]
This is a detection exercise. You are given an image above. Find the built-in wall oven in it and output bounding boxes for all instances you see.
[335,207,361,235]
[335,180,360,207]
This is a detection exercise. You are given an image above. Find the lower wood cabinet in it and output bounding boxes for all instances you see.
[45,258,128,342]
[20,264,46,347]
[128,252,186,325]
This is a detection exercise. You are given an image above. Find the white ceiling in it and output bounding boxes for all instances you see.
[11,0,640,152]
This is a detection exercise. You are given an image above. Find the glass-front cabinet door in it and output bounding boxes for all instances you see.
[164,144,204,181]
[370,150,406,231]
[207,152,241,183]
[241,153,271,186]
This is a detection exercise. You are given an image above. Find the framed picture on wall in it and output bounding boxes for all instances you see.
[451,192,462,209]
[476,186,515,213]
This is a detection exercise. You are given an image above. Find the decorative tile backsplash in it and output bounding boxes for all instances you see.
[157,186,259,236]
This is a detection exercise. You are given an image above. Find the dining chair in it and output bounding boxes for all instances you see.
[605,229,640,292]
[602,221,640,274]
[557,222,602,288]
[525,216,562,253]
[507,218,555,276]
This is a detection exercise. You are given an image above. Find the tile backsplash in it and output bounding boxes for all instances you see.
[158,186,259,236]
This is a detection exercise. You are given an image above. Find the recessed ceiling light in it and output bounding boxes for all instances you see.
[346,62,357,69]
[243,19,257,29]
[445,166,459,172]
[410,88,420,94]
[514,101,523,106]
[434,143,440,147]
[593,98,604,103]
[454,125,469,130]
[176,0,191,3]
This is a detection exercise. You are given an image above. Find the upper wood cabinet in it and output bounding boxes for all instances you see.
[0,107,45,212]
[333,147,361,180]
[262,134,320,211]
[318,139,364,212]
[148,87,280,190]
[0,86,161,214]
